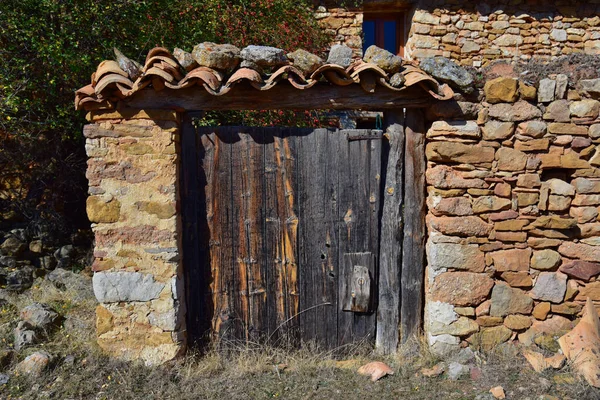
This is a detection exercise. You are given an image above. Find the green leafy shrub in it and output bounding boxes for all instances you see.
[0,0,330,235]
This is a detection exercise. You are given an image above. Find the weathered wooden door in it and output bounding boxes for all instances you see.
[181,116,384,349]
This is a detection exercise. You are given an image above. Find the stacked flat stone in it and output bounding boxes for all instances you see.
[407,7,600,66]
[425,72,600,355]
[314,6,363,57]
[85,111,185,365]
[407,6,600,67]
[318,4,600,67]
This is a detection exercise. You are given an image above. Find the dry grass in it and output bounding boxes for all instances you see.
[0,280,599,399]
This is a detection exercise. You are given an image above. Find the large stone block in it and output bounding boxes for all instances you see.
[517,173,541,188]
[192,42,241,72]
[572,178,600,194]
[86,197,121,223]
[490,283,534,317]
[569,206,598,223]
[413,10,440,25]
[504,314,532,330]
[94,225,176,247]
[426,120,481,139]
[427,215,493,237]
[430,316,479,336]
[519,316,575,346]
[570,100,600,118]
[431,272,494,307]
[560,260,600,282]
[579,78,600,98]
[496,147,528,171]
[546,179,575,196]
[572,194,600,206]
[482,120,515,140]
[428,196,473,216]
[530,215,577,230]
[426,142,494,164]
[96,305,114,335]
[500,271,532,288]
[577,281,600,301]
[547,123,588,135]
[427,242,485,272]
[419,57,473,92]
[491,248,532,272]
[530,249,562,271]
[517,121,546,138]
[538,78,556,103]
[514,139,550,152]
[93,272,166,303]
[488,101,542,122]
[470,325,512,350]
[426,300,457,326]
[484,77,518,104]
[543,100,570,122]
[472,196,512,213]
[531,272,567,303]
[426,165,487,189]
[135,201,176,219]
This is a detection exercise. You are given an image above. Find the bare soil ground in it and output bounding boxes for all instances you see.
[0,279,599,400]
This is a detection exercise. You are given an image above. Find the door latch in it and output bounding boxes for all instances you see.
[342,264,371,313]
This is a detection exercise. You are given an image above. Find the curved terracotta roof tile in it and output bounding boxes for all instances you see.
[143,66,175,83]
[143,56,179,72]
[227,68,263,86]
[75,46,453,110]
[349,63,387,80]
[93,60,127,86]
[145,47,172,64]
[182,68,223,91]
[95,74,133,96]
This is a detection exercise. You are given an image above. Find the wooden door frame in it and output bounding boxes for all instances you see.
[163,80,429,354]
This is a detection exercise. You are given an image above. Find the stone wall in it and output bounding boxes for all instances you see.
[315,1,600,66]
[407,2,600,66]
[84,109,185,365]
[424,72,600,354]
[315,5,364,57]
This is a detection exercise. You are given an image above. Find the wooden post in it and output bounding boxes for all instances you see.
[376,109,404,354]
[400,108,426,343]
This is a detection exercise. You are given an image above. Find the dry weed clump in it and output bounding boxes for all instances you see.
[1,281,599,399]
[516,53,600,87]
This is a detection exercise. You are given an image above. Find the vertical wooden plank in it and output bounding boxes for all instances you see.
[195,127,219,340]
[208,127,238,343]
[401,109,426,343]
[320,129,339,349]
[368,127,382,331]
[229,127,249,343]
[376,110,404,354]
[336,132,353,346]
[236,128,267,341]
[264,129,281,342]
[337,130,377,346]
[297,128,337,348]
[264,128,300,345]
[280,129,300,343]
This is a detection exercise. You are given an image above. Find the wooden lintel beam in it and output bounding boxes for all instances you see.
[123,83,431,111]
